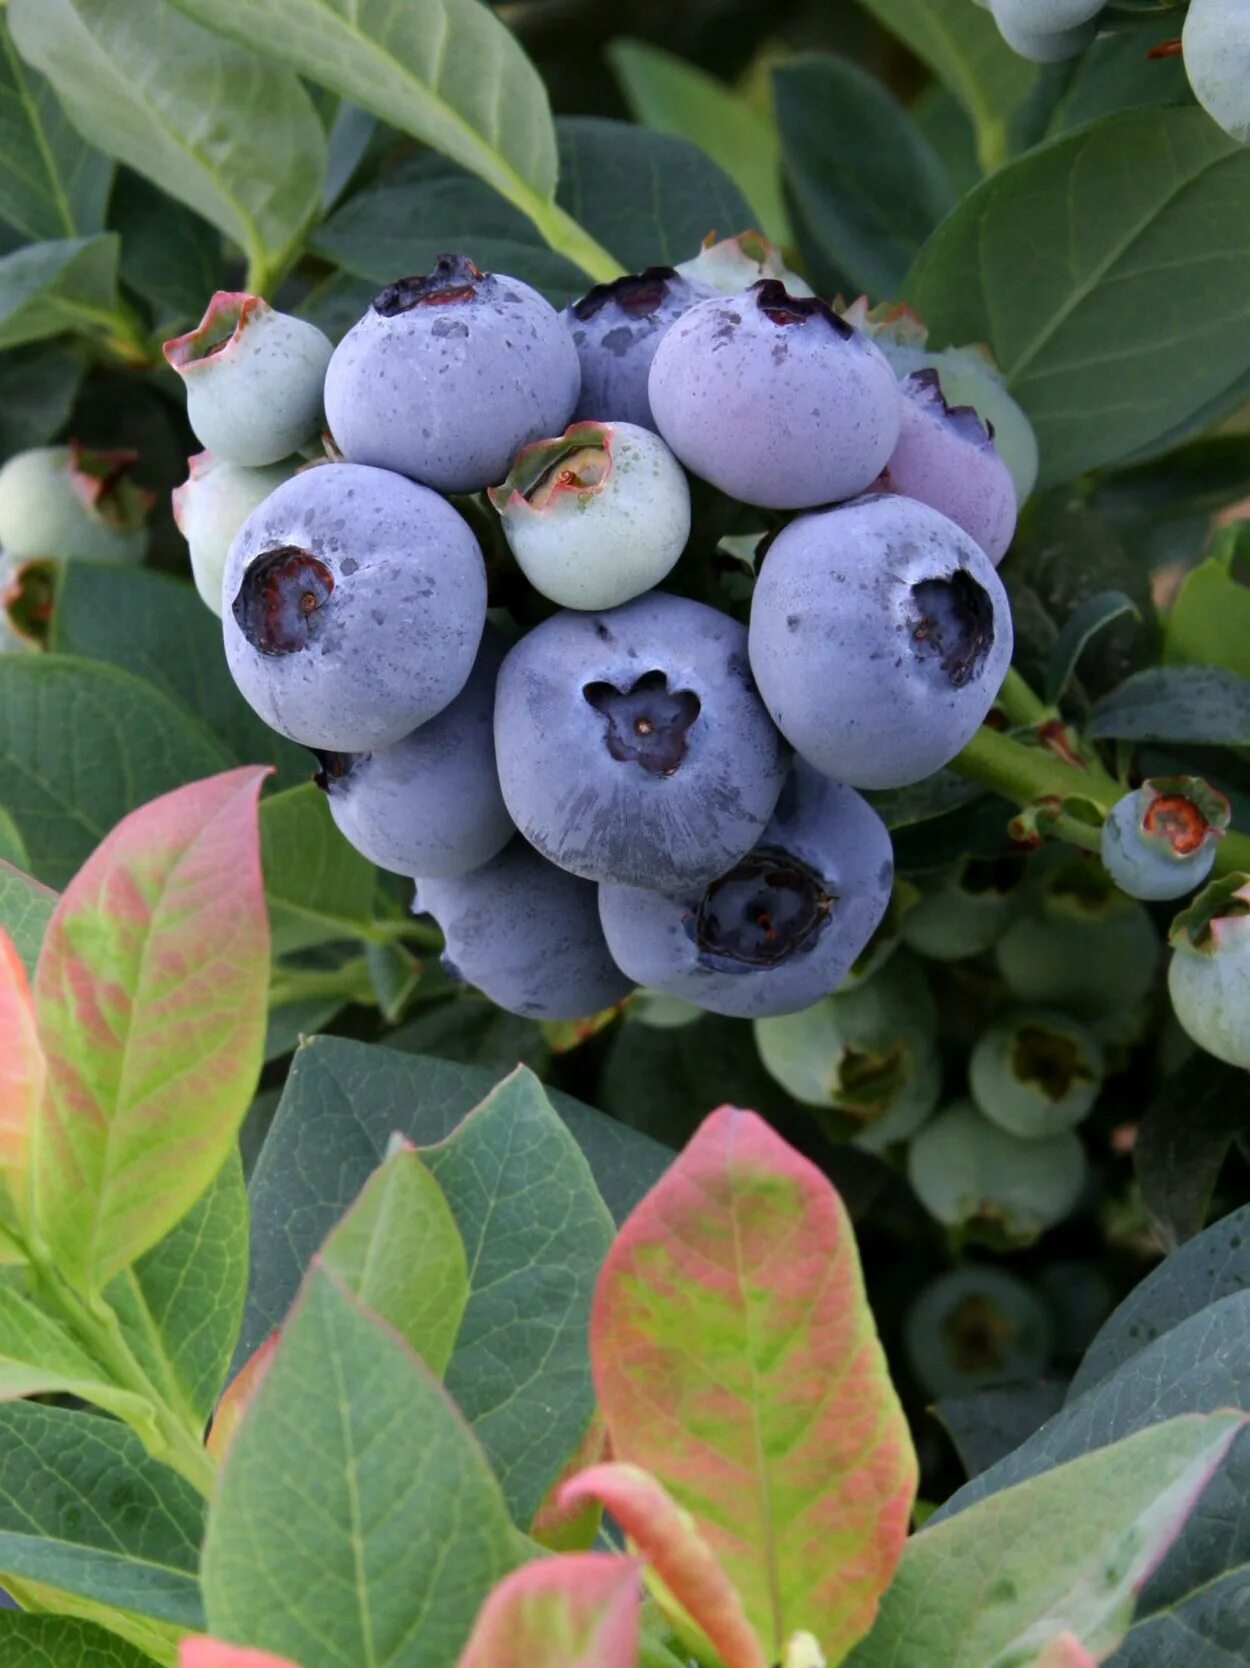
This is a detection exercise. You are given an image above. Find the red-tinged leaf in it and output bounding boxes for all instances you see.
[591,1105,917,1665]
[207,1330,279,1462]
[1031,1636,1098,1668]
[458,1553,640,1668]
[559,1461,766,1668]
[181,1641,304,1668]
[33,767,271,1292]
[530,1412,610,1553]
[0,927,43,1219]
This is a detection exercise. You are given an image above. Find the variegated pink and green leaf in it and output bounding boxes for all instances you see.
[32,767,270,1293]
[182,1640,304,1668]
[1029,1637,1097,1668]
[458,1553,641,1668]
[0,926,42,1223]
[591,1104,917,1665]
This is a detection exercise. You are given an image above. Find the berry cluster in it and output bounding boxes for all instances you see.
[166,237,1022,1024]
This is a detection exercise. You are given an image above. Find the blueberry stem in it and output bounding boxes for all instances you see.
[995,667,1050,726]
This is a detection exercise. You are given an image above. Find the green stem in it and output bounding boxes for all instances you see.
[269,957,376,1009]
[995,667,1050,726]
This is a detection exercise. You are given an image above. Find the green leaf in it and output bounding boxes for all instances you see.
[1132,1054,1248,1252]
[0,810,26,870]
[594,1106,917,1663]
[1043,14,1194,138]
[1043,589,1141,703]
[52,565,308,790]
[1088,666,1250,745]
[932,1382,1067,1483]
[33,768,269,1292]
[0,1576,182,1665]
[1164,522,1250,679]
[906,108,1250,486]
[112,171,226,327]
[1091,436,1250,527]
[0,19,111,241]
[0,235,118,352]
[9,0,325,286]
[0,1400,204,1628]
[423,1068,615,1528]
[239,1037,671,1369]
[161,0,618,282]
[1072,1201,1250,1400]
[312,153,587,305]
[608,40,789,246]
[853,0,1036,172]
[0,1284,156,1428]
[201,1263,518,1668]
[105,1152,248,1428]
[259,782,386,955]
[321,1143,468,1378]
[0,655,232,890]
[0,1614,163,1667]
[847,1414,1242,1668]
[555,117,753,272]
[0,342,85,461]
[774,53,953,299]
[0,860,54,976]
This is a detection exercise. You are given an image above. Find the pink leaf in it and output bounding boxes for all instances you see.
[0,927,43,1217]
[1031,1636,1098,1668]
[33,767,270,1290]
[458,1552,640,1668]
[560,1461,766,1668]
[207,1330,279,1462]
[181,1640,303,1668]
[591,1105,917,1663]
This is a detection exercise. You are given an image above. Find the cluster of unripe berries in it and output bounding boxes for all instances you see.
[983,0,1250,147]
[156,236,1027,1025]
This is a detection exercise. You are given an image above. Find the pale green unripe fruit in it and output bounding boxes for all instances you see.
[969,1009,1103,1138]
[0,444,150,564]
[904,1264,1053,1398]
[489,420,690,610]
[164,291,332,467]
[1184,0,1250,145]
[676,230,814,297]
[1168,874,1250,1069]
[991,0,1099,60]
[172,452,295,615]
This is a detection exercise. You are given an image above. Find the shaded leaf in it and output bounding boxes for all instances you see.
[259,783,386,955]
[1043,15,1194,138]
[0,1614,162,1667]
[1044,590,1141,704]
[201,1264,517,1668]
[423,1068,615,1528]
[321,1143,467,1378]
[592,1106,916,1662]
[112,172,227,327]
[1088,666,1250,745]
[459,1553,640,1668]
[0,235,118,352]
[1163,521,1250,681]
[33,767,269,1291]
[1134,1054,1249,1251]
[0,21,111,242]
[0,342,84,461]
[933,1381,1068,1482]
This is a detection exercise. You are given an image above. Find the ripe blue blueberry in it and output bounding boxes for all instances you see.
[494,592,788,890]
[598,760,894,1019]
[969,1009,1103,1139]
[903,1263,1054,1398]
[879,371,1017,564]
[488,420,690,610]
[749,494,1013,789]
[907,1102,1087,1248]
[173,451,295,615]
[1101,777,1230,902]
[562,267,714,432]
[1184,0,1250,144]
[648,282,901,509]
[1168,874,1250,1070]
[0,444,151,564]
[315,629,513,880]
[164,292,332,467]
[324,254,581,494]
[414,837,634,1021]
[222,461,486,751]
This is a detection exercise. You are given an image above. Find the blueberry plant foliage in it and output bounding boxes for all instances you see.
[0,0,1246,1663]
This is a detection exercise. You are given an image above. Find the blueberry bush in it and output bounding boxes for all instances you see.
[0,0,1248,1665]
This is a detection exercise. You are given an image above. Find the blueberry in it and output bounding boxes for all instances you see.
[561,267,714,432]
[675,230,814,297]
[494,592,788,889]
[598,760,894,1018]
[990,0,1100,59]
[415,837,633,1021]
[164,292,332,467]
[173,451,295,615]
[647,282,901,509]
[1184,0,1250,143]
[907,1102,1087,1250]
[222,461,486,751]
[315,628,513,879]
[969,1009,1103,1139]
[749,494,1013,789]
[1168,873,1250,1070]
[900,856,1025,962]
[324,254,580,494]
[488,420,690,610]
[1101,777,1230,902]
[879,371,1017,564]
[0,444,151,564]
[754,951,939,1149]
[903,1263,1054,1399]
